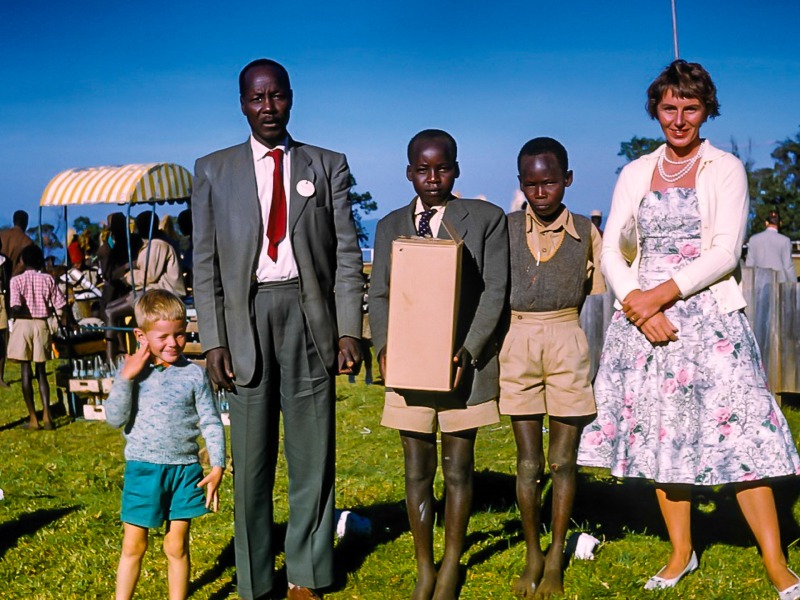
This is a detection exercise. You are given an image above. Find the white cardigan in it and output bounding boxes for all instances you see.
[601,140,749,314]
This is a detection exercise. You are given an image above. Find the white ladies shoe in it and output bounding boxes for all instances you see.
[776,569,800,600]
[644,551,698,590]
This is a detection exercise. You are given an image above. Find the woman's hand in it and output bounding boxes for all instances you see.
[622,280,681,327]
[639,311,679,344]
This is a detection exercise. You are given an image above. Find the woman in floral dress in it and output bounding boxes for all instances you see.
[577,59,800,598]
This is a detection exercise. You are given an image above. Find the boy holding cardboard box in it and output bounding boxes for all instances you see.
[500,137,604,598]
[370,129,508,600]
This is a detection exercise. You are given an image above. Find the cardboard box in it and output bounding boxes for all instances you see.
[82,404,106,421]
[384,237,462,391]
[69,378,113,394]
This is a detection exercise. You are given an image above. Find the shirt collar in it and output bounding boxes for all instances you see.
[526,204,580,240]
[250,135,290,160]
[414,196,448,216]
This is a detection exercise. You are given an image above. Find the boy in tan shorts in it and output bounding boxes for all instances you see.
[500,137,604,598]
[370,129,508,600]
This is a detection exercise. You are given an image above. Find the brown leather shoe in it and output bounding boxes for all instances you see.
[286,586,322,599]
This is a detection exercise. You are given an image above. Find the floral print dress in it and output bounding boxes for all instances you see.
[578,188,800,484]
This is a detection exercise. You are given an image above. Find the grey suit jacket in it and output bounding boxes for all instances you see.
[369,198,509,406]
[192,138,364,385]
[745,228,796,283]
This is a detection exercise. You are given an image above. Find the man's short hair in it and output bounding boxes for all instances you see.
[13,210,29,229]
[767,211,780,227]
[134,289,186,331]
[517,137,569,174]
[407,129,458,163]
[20,244,44,270]
[239,59,291,96]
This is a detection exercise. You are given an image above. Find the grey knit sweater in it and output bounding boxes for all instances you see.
[105,357,226,468]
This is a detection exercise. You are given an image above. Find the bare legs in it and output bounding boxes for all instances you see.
[401,429,476,600]
[0,328,9,387]
[654,482,797,591]
[20,361,51,429]
[511,416,587,598]
[116,520,191,600]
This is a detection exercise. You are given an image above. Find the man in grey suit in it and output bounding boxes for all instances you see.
[191,58,363,600]
[746,211,797,283]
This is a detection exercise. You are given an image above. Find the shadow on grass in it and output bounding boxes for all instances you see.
[0,505,80,559]
[573,472,800,556]
[329,500,410,591]
[463,469,800,567]
[189,523,288,599]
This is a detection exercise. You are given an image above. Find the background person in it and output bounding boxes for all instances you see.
[577,60,800,597]
[0,210,34,278]
[8,244,66,430]
[745,211,797,283]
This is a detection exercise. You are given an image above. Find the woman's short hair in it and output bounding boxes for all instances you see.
[646,59,720,120]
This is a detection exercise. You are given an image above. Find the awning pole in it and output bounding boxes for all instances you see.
[142,204,157,295]
[127,204,136,301]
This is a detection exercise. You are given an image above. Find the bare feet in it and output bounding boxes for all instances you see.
[534,548,565,598]
[0,380,9,388]
[411,565,437,600]
[42,421,55,431]
[22,420,41,430]
[431,558,460,600]
[512,550,545,597]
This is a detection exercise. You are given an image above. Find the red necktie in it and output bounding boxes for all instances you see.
[266,148,286,262]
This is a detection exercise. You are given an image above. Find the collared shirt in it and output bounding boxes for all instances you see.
[10,269,66,318]
[526,205,605,295]
[413,197,447,237]
[251,135,299,282]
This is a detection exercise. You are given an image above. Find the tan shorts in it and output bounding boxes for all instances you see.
[8,319,52,363]
[381,388,500,434]
[499,308,596,418]
[0,294,7,330]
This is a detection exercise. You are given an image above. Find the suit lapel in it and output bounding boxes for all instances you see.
[402,198,417,237]
[438,198,468,241]
[232,141,262,240]
[289,141,315,233]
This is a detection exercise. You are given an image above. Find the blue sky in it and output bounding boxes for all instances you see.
[2,1,799,244]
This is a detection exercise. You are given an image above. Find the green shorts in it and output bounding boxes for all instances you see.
[120,461,208,528]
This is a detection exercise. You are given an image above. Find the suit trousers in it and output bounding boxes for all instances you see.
[231,280,335,599]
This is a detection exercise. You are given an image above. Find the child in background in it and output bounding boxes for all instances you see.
[500,137,604,597]
[8,244,66,430]
[105,289,225,600]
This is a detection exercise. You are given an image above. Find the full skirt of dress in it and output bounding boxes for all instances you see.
[577,188,800,485]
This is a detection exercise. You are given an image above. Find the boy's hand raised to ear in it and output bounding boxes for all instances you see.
[120,341,152,381]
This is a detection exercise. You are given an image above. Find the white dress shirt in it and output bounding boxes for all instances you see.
[413,197,447,237]
[251,135,299,282]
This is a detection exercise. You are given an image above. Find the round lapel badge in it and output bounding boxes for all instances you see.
[296,179,315,197]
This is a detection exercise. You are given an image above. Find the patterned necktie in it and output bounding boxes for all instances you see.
[417,208,438,237]
[265,148,286,261]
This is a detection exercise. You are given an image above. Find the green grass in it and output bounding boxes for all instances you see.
[2,360,800,598]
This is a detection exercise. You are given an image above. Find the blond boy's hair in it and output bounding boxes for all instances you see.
[134,289,186,331]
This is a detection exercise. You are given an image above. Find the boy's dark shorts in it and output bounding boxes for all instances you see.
[121,461,208,528]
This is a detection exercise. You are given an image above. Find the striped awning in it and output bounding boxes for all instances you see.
[40,163,192,207]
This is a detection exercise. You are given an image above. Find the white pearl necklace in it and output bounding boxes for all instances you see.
[657,141,705,183]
